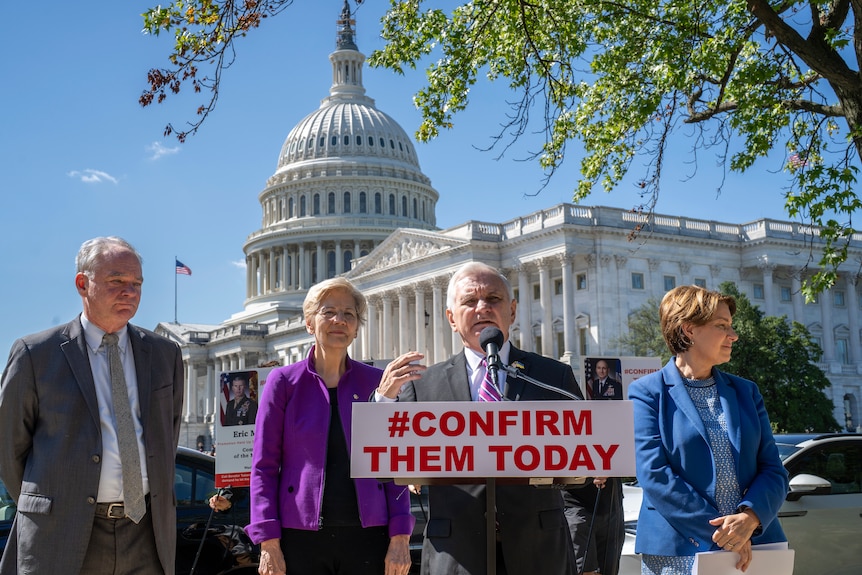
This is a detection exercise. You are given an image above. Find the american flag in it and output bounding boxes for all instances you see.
[175,259,192,275]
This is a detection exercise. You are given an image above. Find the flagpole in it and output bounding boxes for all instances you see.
[174,256,178,324]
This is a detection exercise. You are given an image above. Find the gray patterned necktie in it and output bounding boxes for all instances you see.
[102,333,145,523]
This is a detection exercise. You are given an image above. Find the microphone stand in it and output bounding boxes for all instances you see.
[499,363,581,401]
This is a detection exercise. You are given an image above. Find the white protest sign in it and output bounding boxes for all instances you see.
[351,400,635,480]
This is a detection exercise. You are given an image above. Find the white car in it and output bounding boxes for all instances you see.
[619,434,862,575]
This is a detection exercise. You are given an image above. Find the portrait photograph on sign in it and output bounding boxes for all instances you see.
[581,356,662,400]
[214,369,269,488]
[584,357,623,400]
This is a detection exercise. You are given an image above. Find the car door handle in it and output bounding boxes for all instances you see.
[778,510,807,518]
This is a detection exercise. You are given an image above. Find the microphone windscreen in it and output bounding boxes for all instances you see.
[479,326,504,349]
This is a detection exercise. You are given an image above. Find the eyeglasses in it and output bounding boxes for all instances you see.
[317,308,359,323]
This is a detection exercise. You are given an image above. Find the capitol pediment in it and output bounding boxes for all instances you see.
[348,229,468,276]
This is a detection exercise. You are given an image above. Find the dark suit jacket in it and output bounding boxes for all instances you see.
[398,346,580,575]
[0,316,184,575]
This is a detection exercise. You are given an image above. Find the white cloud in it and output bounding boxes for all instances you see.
[231,260,247,269]
[67,169,119,184]
[147,141,180,160]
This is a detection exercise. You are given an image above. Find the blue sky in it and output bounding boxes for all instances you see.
[0,1,795,358]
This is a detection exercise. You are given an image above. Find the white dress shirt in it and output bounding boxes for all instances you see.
[81,316,150,502]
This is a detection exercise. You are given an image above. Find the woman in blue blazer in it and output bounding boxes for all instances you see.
[628,286,788,575]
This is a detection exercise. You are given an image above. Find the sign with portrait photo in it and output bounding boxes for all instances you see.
[581,356,662,400]
[214,368,272,488]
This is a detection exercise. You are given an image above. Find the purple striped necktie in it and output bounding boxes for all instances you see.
[478,359,502,402]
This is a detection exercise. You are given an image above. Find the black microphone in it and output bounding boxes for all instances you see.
[479,326,505,389]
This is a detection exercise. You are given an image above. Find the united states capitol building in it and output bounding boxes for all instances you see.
[157,4,862,449]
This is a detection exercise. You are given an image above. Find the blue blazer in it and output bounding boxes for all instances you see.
[628,359,788,556]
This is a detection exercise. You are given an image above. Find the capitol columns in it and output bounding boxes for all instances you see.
[431,277,448,363]
[757,256,777,316]
[205,363,215,422]
[820,282,836,364]
[297,244,306,291]
[381,292,394,360]
[557,253,577,363]
[791,273,805,323]
[845,272,861,366]
[537,258,554,357]
[514,261,534,352]
[397,286,411,355]
[414,282,428,358]
[245,254,254,298]
[316,242,325,283]
[365,294,379,360]
[269,247,277,293]
[185,361,197,422]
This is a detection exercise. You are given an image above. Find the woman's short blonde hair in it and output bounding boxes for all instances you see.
[302,277,368,325]
[660,285,737,355]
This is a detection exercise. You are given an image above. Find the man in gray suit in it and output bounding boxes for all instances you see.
[377,261,579,575]
[0,237,184,575]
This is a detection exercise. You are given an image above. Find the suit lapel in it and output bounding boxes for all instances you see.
[504,346,529,400]
[664,361,710,444]
[60,318,102,427]
[715,371,742,454]
[128,325,152,424]
[442,352,472,401]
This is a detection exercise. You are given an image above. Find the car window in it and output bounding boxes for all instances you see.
[174,462,217,506]
[784,441,862,494]
[0,479,16,521]
[775,443,801,462]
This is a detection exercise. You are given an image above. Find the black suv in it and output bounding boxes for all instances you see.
[0,447,259,575]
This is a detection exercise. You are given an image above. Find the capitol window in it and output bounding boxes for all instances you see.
[631,273,644,290]
[576,273,587,290]
[753,283,764,299]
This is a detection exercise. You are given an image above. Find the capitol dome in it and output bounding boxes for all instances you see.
[241,1,439,315]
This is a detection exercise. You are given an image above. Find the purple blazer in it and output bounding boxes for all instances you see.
[245,348,415,544]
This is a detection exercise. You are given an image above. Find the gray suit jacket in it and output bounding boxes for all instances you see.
[0,316,184,575]
[399,346,581,575]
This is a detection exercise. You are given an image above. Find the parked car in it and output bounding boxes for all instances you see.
[620,433,862,575]
[0,447,259,575]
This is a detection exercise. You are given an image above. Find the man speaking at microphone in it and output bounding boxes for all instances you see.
[376,261,581,575]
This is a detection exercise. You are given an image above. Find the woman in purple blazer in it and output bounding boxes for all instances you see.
[628,286,788,575]
[246,278,415,575]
